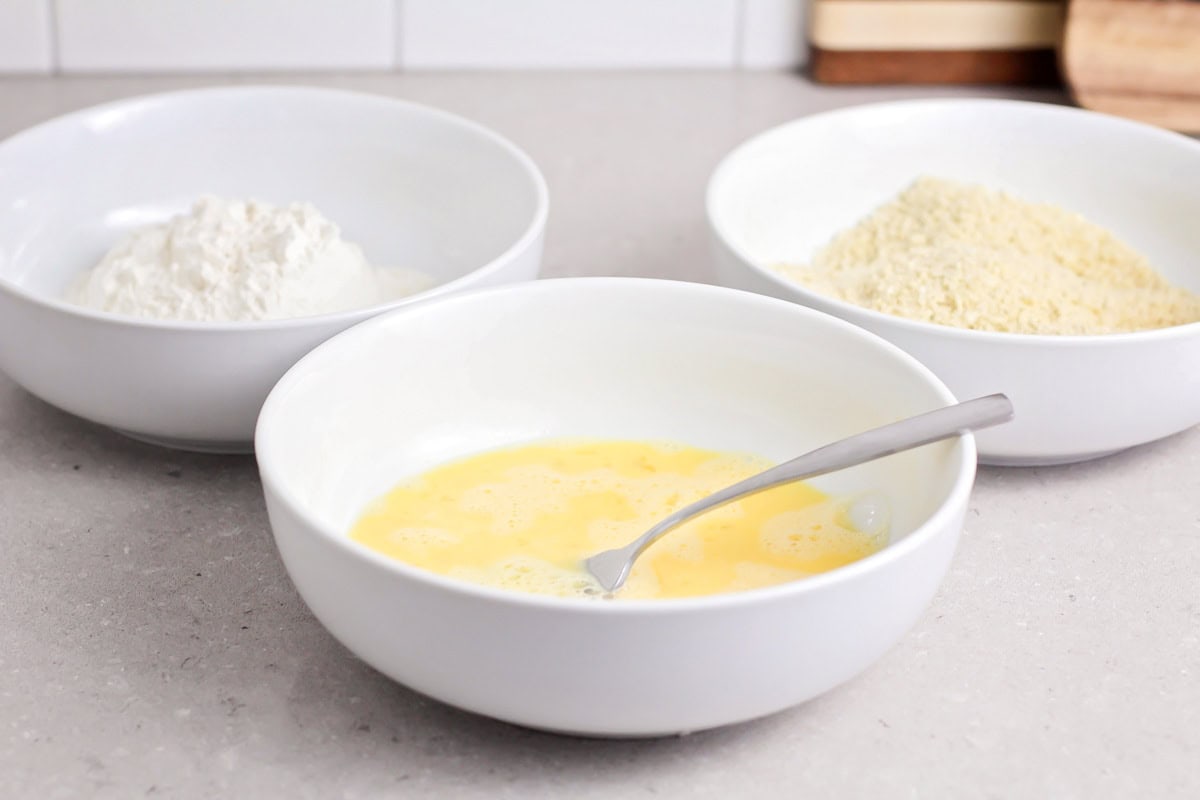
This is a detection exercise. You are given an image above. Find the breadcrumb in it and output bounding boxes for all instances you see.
[776,177,1200,335]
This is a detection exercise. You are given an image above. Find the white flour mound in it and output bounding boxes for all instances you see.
[67,196,432,322]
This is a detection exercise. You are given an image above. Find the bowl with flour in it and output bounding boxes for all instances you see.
[707,99,1200,466]
[0,87,548,451]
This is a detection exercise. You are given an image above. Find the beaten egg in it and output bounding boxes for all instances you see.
[349,439,889,600]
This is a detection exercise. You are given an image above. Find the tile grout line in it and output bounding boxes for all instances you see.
[46,0,62,75]
[45,0,63,74]
[392,0,404,72]
[732,0,748,69]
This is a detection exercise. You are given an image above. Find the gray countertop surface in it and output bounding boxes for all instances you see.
[1,72,1196,799]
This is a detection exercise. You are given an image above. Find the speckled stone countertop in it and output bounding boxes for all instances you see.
[1,73,1196,799]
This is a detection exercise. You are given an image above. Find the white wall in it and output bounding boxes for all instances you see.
[0,0,807,73]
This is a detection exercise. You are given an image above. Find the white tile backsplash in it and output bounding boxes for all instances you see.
[399,0,740,69]
[55,0,395,72]
[3,0,810,74]
[0,0,54,72]
[739,0,806,69]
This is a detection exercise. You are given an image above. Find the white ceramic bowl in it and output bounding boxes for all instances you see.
[0,87,547,452]
[707,99,1200,466]
[256,277,976,737]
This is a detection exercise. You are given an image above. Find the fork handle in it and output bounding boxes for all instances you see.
[623,393,1013,563]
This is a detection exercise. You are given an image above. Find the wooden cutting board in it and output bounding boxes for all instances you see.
[1061,0,1200,132]
[810,0,1066,84]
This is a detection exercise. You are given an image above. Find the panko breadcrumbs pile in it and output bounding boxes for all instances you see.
[776,177,1200,335]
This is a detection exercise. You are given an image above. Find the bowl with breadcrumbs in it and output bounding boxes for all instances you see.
[707,99,1200,466]
[0,87,548,452]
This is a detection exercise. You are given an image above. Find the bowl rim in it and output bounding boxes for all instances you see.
[705,96,1200,347]
[0,84,550,332]
[255,276,978,615]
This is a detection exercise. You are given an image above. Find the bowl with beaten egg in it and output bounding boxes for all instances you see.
[0,86,547,451]
[256,277,977,736]
[707,99,1200,466]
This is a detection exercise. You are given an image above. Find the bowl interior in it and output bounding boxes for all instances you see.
[257,279,969,570]
[710,99,1200,293]
[0,87,544,299]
